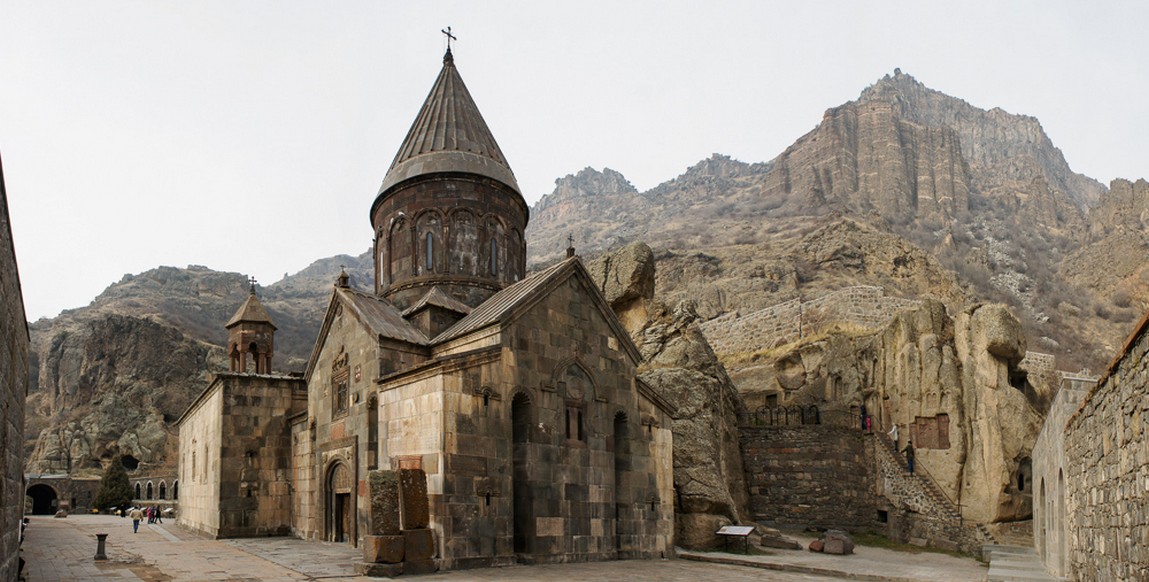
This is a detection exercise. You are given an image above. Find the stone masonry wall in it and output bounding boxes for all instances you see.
[1064,319,1149,580]
[0,154,28,582]
[740,425,878,529]
[1032,375,1092,578]
[701,286,920,355]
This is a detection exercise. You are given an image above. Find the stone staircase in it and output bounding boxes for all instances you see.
[984,544,1058,581]
[872,432,963,519]
[867,431,994,552]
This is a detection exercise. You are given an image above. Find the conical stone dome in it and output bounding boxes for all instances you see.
[377,48,521,197]
[370,50,529,311]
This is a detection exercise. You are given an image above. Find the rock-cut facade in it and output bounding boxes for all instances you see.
[178,49,675,571]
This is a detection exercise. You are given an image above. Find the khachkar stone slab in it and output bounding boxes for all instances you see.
[399,468,429,529]
[368,470,401,535]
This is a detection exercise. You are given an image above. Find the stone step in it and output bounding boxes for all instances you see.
[984,544,1057,582]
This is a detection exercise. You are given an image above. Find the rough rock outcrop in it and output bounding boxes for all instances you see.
[588,243,749,549]
[585,242,656,333]
[27,314,221,473]
[527,168,651,265]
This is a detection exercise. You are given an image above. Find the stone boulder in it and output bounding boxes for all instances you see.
[585,242,656,334]
[822,530,855,555]
[808,529,854,555]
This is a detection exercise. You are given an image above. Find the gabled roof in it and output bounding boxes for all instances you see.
[339,287,428,345]
[226,291,276,329]
[378,49,521,196]
[303,287,428,381]
[401,286,473,318]
[431,257,643,364]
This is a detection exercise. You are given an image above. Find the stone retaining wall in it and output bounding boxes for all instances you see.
[701,286,920,355]
[740,425,878,529]
[1063,317,1149,580]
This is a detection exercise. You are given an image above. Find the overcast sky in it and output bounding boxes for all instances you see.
[2,1,1146,321]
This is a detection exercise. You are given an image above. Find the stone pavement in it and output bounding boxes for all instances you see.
[20,514,992,581]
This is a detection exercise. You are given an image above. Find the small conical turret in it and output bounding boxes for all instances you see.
[226,278,277,374]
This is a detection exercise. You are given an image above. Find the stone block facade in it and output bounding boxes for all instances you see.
[24,475,100,514]
[0,154,28,582]
[1062,315,1149,580]
[129,474,178,507]
[177,373,306,538]
[740,424,878,528]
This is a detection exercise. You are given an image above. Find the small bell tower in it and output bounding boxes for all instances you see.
[226,277,277,374]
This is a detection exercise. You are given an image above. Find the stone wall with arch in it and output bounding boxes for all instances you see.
[1060,315,1149,581]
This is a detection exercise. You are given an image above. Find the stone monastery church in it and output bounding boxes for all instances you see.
[177,48,675,572]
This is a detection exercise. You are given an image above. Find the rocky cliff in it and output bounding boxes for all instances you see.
[526,70,1129,373]
[587,243,749,548]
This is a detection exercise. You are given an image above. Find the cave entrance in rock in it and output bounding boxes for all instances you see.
[121,455,140,471]
[26,484,59,515]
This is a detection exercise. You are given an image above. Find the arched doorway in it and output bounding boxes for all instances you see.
[511,392,532,556]
[326,463,353,543]
[26,484,58,515]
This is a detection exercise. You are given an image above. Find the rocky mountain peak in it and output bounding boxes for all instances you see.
[533,167,637,212]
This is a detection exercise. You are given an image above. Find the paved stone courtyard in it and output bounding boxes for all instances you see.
[19,514,994,581]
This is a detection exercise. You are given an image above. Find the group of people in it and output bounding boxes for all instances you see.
[125,505,164,533]
[860,404,916,474]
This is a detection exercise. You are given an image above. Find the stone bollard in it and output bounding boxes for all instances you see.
[94,533,108,561]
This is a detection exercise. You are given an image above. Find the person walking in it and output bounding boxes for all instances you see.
[129,506,144,533]
[156,507,164,524]
[888,423,899,450]
[859,404,868,431]
[903,440,915,474]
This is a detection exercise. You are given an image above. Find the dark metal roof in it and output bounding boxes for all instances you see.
[431,258,575,344]
[226,292,276,329]
[339,287,428,345]
[379,49,521,196]
[401,286,474,318]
